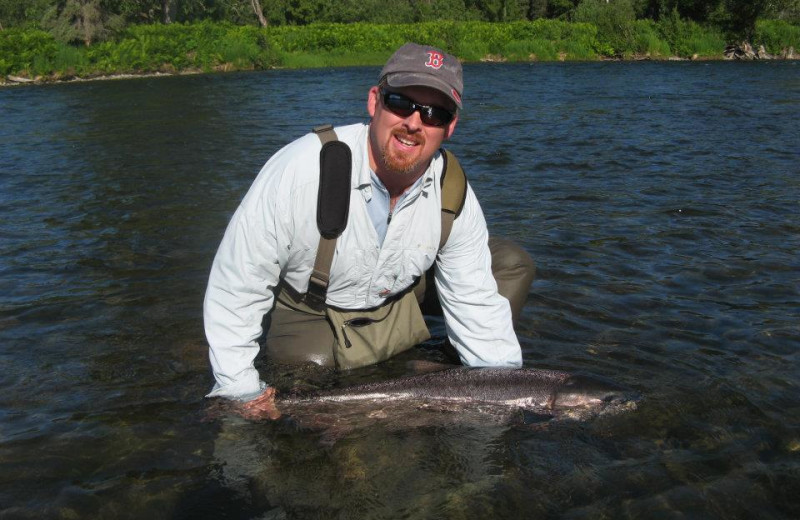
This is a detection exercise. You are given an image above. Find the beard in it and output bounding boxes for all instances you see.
[380,129,426,176]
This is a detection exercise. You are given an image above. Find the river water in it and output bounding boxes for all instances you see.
[1,61,798,519]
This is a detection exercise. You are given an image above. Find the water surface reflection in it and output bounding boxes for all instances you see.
[1,62,798,519]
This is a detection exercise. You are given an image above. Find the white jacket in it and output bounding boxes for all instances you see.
[204,123,521,399]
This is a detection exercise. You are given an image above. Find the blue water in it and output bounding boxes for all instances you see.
[1,61,799,519]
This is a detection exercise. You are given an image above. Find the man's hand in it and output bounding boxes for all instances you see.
[239,386,282,420]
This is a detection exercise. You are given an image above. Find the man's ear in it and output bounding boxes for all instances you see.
[444,113,459,140]
[367,86,380,118]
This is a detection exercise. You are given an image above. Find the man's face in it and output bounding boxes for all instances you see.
[367,85,458,180]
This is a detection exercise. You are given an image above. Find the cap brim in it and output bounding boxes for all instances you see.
[385,73,462,109]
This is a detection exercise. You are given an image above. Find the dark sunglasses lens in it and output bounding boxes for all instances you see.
[424,107,453,126]
[383,92,453,127]
[384,93,415,117]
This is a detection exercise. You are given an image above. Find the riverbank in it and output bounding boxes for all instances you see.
[2,69,206,87]
[3,51,797,88]
[2,19,798,86]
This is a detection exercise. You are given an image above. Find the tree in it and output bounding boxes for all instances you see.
[527,0,549,19]
[162,0,174,23]
[572,0,637,54]
[42,0,123,45]
[465,0,528,21]
[99,1,153,23]
[762,0,800,21]
[0,0,53,29]
[547,0,580,19]
[251,0,268,26]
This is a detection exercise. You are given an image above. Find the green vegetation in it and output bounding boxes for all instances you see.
[269,20,602,63]
[0,1,798,82]
[755,19,800,53]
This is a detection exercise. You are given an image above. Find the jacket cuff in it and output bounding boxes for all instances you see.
[205,377,267,402]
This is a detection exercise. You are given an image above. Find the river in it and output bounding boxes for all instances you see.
[1,61,799,519]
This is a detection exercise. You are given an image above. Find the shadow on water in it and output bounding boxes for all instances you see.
[1,62,799,518]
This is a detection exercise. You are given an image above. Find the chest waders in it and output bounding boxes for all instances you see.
[276,124,467,369]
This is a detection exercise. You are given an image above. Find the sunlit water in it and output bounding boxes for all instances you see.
[1,62,798,519]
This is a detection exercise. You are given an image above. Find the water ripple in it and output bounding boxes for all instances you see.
[1,62,799,518]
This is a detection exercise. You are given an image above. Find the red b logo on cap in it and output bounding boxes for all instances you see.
[425,51,444,69]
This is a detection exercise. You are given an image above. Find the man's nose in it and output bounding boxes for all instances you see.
[402,109,423,131]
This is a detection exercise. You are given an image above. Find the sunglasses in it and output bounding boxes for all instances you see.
[380,89,455,127]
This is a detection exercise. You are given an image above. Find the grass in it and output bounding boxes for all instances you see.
[278,50,389,68]
[1,19,797,82]
[755,19,800,54]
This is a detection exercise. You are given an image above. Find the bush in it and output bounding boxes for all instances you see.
[656,10,726,57]
[266,20,601,64]
[52,43,90,74]
[572,0,637,56]
[0,19,797,80]
[0,28,59,75]
[629,20,672,58]
[86,21,279,73]
[754,19,800,54]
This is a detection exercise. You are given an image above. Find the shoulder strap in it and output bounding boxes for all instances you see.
[306,135,465,301]
[439,148,468,250]
[307,125,352,304]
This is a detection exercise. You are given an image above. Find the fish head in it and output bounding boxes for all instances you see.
[552,373,637,409]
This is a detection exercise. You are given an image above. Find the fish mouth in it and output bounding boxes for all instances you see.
[553,395,630,409]
[552,373,640,409]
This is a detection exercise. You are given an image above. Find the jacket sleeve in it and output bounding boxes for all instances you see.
[203,149,296,400]
[434,186,522,367]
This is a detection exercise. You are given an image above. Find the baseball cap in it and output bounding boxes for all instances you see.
[378,43,463,109]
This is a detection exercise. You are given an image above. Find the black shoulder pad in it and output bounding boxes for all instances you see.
[317,140,352,239]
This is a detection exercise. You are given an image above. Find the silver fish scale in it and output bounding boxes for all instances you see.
[280,367,574,407]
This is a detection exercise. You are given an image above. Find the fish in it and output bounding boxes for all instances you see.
[250,365,638,431]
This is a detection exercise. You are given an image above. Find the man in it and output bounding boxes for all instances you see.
[204,43,535,413]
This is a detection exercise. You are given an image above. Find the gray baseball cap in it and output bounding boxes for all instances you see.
[379,42,463,109]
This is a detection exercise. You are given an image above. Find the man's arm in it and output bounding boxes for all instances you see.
[434,186,522,367]
[203,151,295,401]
